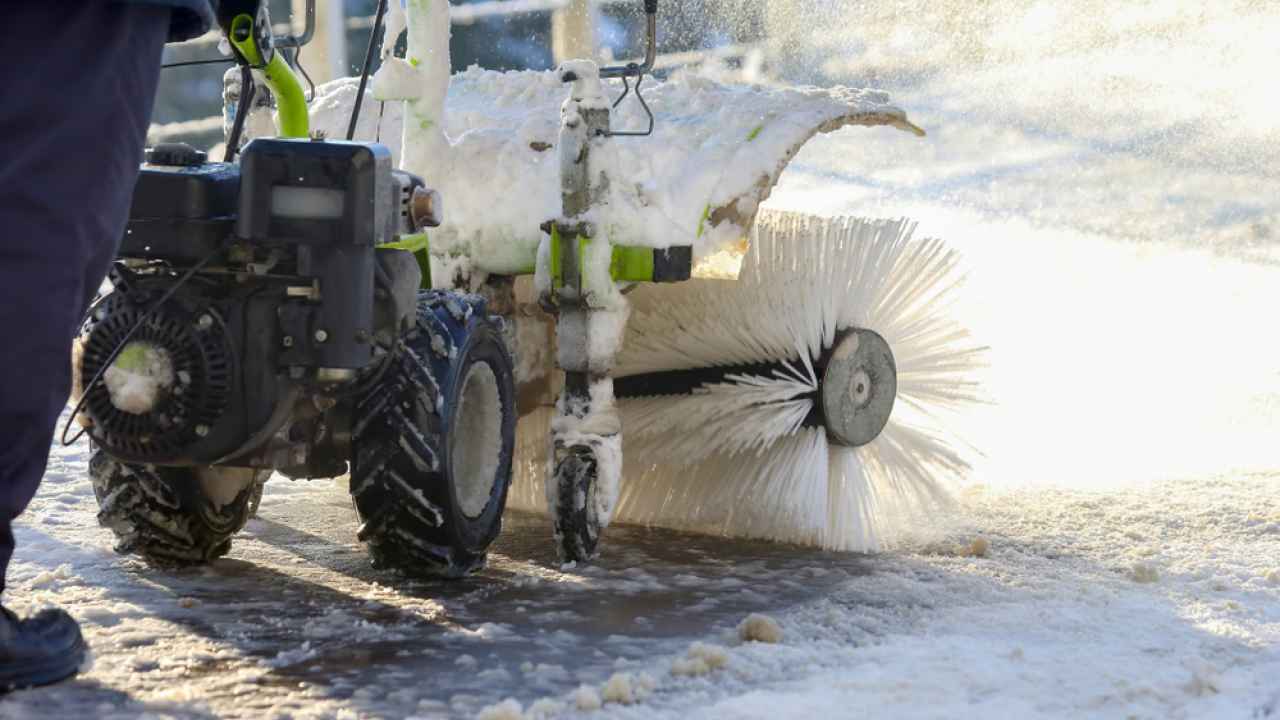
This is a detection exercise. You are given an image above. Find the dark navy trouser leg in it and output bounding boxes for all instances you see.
[0,3,170,593]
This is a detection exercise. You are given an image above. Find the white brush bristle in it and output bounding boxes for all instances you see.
[509,210,985,551]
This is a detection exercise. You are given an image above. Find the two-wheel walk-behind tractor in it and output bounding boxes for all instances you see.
[71,0,982,576]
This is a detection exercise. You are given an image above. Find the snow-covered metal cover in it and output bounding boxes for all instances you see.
[306,69,923,274]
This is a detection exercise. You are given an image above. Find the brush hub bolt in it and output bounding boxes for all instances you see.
[194,424,210,437]
[821,328,896,448]
[849,369,871,405]
[282,335,294,348]
[195,314,213,331]
[314,329,328,343]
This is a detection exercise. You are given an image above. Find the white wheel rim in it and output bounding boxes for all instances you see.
[451,361,503,519]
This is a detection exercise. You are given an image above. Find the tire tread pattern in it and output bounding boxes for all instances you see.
[90,452,260,566]
[350,290,511,578]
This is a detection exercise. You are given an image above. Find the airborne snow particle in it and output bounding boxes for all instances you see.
[1130,562,1160,583]
[1265,568,1280,586]
[602,672,636,704]
[571,684,602,711]
[738,613,783,643]
[475,698,522,720]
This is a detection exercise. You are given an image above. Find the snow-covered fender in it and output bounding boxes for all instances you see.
[305,70,924,278]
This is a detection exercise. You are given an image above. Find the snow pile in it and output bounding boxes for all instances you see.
[571,684,603,711]
[597,671,657,706]
[600,671,637,704]
[102,342,175,415]
[475,698,522,720]
[524,697,567,719]
[738,613,783,644]
[306,58,921,281]
[672,642,731,677]
[964,536,990,558]
[29,563,74,589]
[1130,562,1160,584]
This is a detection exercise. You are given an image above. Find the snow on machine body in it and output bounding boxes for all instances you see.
[72,0,980,575]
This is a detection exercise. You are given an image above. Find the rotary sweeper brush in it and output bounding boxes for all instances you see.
[510,211,983,551]
[69,0,982,577]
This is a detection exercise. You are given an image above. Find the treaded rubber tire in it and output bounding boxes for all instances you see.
[89,451,263,566]
[350,290,517,578]
[246,474,267,518]
[552,445,601,563]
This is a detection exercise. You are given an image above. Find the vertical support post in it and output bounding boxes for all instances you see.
[552,0,597,64]
[554,70,611,403]
[542,64,624,561]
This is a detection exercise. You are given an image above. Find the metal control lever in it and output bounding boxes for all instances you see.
[594,0,659,137]
[600,0,658,79]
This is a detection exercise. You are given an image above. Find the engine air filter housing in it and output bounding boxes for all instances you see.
[236,138,394,247]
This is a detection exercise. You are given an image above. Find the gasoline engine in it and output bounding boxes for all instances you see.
[72,0,518,574]
[80,140,426,476]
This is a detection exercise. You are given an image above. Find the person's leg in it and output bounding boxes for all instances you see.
[0,0,170,690]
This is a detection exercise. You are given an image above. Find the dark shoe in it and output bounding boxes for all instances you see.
[0,605,87,692]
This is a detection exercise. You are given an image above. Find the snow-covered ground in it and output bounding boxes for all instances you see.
[4,3,1279,718]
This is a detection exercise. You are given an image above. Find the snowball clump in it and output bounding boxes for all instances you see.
[672,642,730,676]
[738,613,783,643]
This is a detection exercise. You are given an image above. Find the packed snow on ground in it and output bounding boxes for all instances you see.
[3,2,1280,718]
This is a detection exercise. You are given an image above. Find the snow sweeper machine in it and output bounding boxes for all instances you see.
[69,0,983,577]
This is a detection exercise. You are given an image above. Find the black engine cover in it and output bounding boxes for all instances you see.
[122,161,240,263]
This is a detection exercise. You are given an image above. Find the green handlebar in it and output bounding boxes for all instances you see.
[228,14,309,139]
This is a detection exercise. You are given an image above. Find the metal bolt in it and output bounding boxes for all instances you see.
[196,314,213,331]
[314,329,328,343]
[194,424,210,437]
[282,335,294,348]
[409,186,444,228]
[850,369,871,406]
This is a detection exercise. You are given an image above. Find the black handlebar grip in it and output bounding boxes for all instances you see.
[645,0,657,15]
